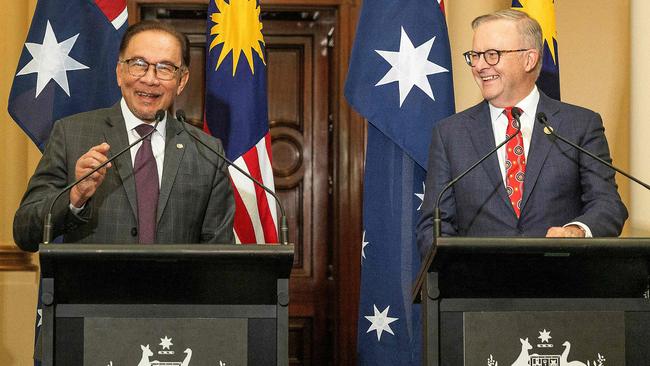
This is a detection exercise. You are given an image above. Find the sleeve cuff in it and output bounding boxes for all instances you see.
[564,221,593,238]
[69,203,85,216]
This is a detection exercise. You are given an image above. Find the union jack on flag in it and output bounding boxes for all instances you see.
[204,0,278,244]
[8,0,127,151]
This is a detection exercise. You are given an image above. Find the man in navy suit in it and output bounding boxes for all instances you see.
[416,9,627,257]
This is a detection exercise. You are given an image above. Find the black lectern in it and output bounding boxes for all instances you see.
[413,238,650,366]
[39,244,293,366]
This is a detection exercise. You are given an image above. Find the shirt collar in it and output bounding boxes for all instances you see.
[488,85,540,122]
[120,98,167,138]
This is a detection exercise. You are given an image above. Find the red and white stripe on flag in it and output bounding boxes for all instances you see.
[230,133,279,244]
[94,0,128,29]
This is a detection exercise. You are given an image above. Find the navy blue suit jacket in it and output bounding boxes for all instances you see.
[416,92,627,258]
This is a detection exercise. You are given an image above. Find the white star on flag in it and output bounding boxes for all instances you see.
[538,329,552,343]
[159,336,173,349]
[365,304,398,341]
[361,230,370,261]
[375,27,449,106]
[17,20,89,98]
[415,182,425,211]
[37,309,42,327]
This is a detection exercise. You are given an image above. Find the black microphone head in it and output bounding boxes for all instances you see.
[536,112,548,125]
[155,110,166,122]
[511,106,523,120]
[175,109,186,122]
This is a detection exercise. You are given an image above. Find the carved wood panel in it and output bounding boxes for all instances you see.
[266,16,333,364]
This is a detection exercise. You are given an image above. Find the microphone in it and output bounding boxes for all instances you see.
[42,110,166,245]
[174,110,289,245]
[432,107,523,238]
[412,107,523,302]
[536,112,650,191]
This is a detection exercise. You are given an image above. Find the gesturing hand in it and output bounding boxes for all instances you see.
[70,143,112,208]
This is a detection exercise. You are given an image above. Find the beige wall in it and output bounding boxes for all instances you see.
[0,271,40,365]
[1,2,41,365]
[630,0,650,235]
[1,1,41,249]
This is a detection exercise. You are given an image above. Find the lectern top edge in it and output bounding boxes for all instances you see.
[39,243,294,257]
[412,237,650,303]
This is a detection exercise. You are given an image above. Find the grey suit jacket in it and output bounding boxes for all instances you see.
[14,103,235,251]
[416,92,628,258]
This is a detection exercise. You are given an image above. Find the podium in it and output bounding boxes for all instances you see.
[413,237,650,366]
[39,244,293,366]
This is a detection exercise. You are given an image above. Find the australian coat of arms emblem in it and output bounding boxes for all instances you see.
[486,329,607,366]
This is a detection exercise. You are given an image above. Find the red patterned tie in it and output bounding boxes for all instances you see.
[504,107,525,217]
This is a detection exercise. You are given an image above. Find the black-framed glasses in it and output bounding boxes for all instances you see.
[119,58,184,80]
[462,49,530,67]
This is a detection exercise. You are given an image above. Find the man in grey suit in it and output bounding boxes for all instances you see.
[416,9,627,258]
[14,21,235,251]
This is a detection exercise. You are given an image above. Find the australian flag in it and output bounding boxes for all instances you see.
[7,1,127,364]
[8,0,127,151]
[344,0,454,364]
[512,0,561,100]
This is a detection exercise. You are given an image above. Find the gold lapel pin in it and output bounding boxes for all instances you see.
[543,126,554,135]
[176,143,184,149]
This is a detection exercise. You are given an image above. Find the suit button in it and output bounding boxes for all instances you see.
[131,227,138,237]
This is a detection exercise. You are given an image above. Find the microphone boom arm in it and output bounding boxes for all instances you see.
[42,110,165,245]
[433,108,523,238]
[537,114,650,191]
[175,110,289,245]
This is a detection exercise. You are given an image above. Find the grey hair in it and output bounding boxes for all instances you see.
[472,9,544,75]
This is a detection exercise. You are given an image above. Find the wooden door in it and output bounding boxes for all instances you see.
[133,4,337,364]
[265,10,334,365]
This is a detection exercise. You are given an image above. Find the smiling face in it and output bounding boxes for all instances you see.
[471,19,539,108]
[116,30,189,122]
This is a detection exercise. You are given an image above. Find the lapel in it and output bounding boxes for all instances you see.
[465,101,514,212]
[520,92,562,213]
[102,103,138,218]
[157,116,186,223]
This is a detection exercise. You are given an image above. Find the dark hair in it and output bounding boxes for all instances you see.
[119,20,190,67]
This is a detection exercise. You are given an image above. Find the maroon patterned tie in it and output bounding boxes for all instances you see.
[504,107,525,218]
[134,124,159,243]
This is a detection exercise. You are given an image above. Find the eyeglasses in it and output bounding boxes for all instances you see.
[462,49,530,67]
[119,58,183,81]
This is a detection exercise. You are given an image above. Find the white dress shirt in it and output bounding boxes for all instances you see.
[70,101,167,213]
[488,86,539,184]
[121,98,166,188]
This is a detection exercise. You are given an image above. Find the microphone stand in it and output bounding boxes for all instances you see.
[537,113,650,191]
[175,110,289,245]
[433,108,524,238]
[414,108,523,302]
[42,110,165,245]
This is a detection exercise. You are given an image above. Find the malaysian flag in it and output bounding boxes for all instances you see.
[204,0,278,244]
[512,0,561,100]
[345,0,454,363]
